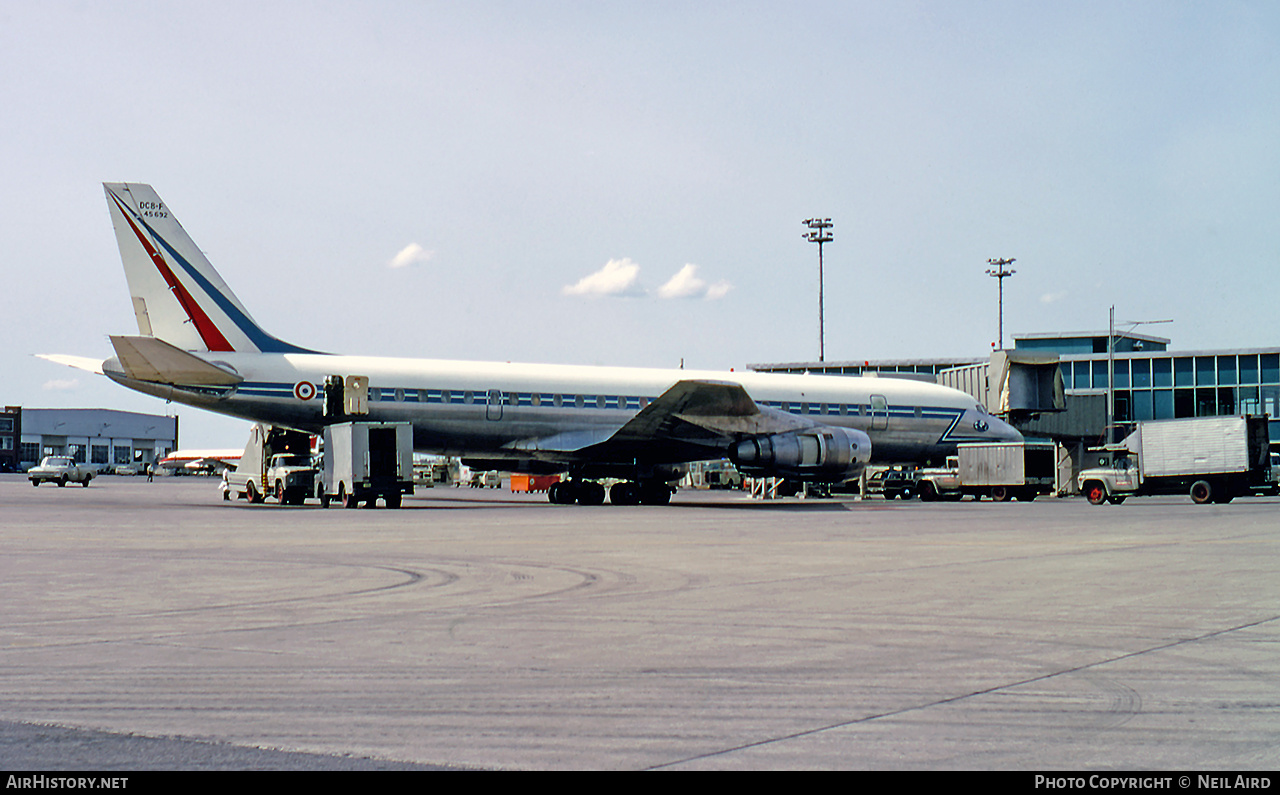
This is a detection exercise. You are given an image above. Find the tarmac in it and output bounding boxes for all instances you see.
[1,473,1279,770]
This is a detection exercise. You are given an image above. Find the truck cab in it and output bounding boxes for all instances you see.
[1078,448,1139,505]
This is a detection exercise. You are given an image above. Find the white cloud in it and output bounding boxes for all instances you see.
[42,378,79,391]
[562,258,644,297]
[704,280,732,300]
[1040,291,1068,304]
[389,243,434,269]
[657,264,732,300]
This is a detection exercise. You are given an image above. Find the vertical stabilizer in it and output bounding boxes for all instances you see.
[103,183,312,354]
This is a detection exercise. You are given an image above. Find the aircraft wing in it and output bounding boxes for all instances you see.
[610,379,814,440]
[508,379,815,459]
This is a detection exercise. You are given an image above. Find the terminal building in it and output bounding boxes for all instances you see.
[752,331,1280,435]
[751,331,1280,488]
[4,407,179,472]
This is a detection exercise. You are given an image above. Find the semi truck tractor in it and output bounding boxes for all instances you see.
[1078,415,1273,505]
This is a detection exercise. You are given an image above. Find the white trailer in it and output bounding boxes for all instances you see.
[917,441,1057,501]
[318,422,414,509]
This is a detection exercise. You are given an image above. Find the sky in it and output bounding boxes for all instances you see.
[3,1,1278,448]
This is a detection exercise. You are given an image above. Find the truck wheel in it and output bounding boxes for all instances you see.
[320,493,330,509]
[1190,480,1213,505]
[275,481,286,504]
[1084,483,1108,506]
[82,476,91,487]
[247,481,263,504]
[990,486,1010,502]
[919,482,937,502]
[59,476,68,487]
[340,483,359,509]
[31,479,39,487]
[385,493,402,509]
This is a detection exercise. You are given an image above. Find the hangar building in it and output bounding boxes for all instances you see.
[8,407,179,472]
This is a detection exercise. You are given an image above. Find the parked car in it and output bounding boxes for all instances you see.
[866,466,917,500]
[29,456,95,487]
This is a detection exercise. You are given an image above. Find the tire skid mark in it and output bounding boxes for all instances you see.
[647,612,1280,770]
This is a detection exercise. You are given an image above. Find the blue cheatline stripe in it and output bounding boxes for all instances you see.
[125,204,319,355]
[236,382,970,435]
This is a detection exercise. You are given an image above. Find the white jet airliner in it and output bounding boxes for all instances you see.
[44,183,1021,505]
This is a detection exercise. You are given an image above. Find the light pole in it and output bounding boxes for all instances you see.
[985,258,1016,350]
[803,218,834,362]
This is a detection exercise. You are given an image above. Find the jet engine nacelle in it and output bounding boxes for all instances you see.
[729,426,872,482]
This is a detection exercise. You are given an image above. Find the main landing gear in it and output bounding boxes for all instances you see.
[548,478,672,506]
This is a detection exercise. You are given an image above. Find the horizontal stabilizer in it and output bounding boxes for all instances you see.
[109,335,243,386]
[35,354,105,375]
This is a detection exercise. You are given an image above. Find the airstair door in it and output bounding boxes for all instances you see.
[870,395,889,431]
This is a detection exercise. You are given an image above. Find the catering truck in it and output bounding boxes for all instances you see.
[916,441,1057,501]
[316,422,413,509]
[1077,415,1273,505]
[224,424,315,504]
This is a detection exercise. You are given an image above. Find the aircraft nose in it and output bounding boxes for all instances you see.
[988,414,1024,442]
[965,407,1023,442]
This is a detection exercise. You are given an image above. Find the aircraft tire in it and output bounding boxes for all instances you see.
[610,482,640,506]
[579,482,606,506]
